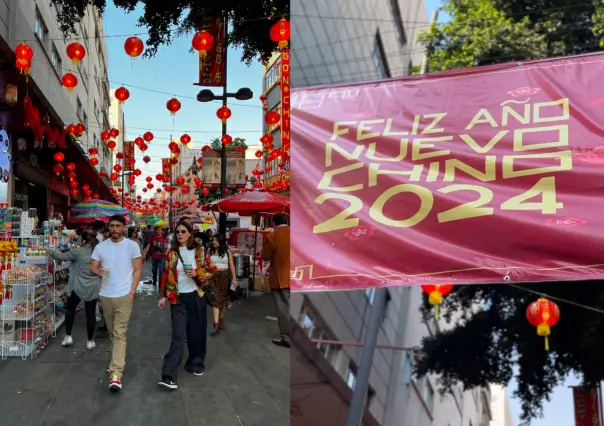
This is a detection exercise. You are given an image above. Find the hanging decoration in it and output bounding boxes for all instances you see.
[221,135,232,146]
[265,110,280,126]
[15,43,33,78]
[216,106,231,123]
[53,152,65,163]
[143,156,151,164]
[192,30,214,59]
[202,145,212,152]
[180,134,191,145]
[66,42,86,65]
[124,36,144,57]
[115,87,130,104]
[167,98,181,115]
[421,284,453,319]
[270,18,290,50]
[109,128,119,138]
[269,17,291,163]
[107,140,117,150]
[62,72,78,92]
[143,131,154,142]
[526,298,560,351]
[66,162,76,171]
[101,131,110,142]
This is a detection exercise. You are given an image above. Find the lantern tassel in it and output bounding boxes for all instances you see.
[434,304,439,320]
[544,336,549,351]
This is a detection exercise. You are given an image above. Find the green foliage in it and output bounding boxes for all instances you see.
[415,281,604,424]
[49,0,289,63]
[418,0,604,72]
[209,137,247,151]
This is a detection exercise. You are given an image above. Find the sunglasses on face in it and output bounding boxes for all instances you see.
[176,230,188,234]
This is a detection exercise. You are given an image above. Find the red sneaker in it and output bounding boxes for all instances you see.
[109,375,122,391]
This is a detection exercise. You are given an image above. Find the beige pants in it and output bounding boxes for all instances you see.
[99,295,133,380]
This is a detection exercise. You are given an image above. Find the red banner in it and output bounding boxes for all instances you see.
[198,17,226,87]
[162,158,171,181]
[280,48,291,159]
[573,386,601,426]
[123,141,134,172]
[291,54,604,291]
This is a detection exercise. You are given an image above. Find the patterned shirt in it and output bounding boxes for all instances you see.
[163,233,173,255]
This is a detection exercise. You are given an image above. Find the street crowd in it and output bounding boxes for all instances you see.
[47,214,291,393]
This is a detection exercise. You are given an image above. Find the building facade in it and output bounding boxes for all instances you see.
[489,385,514,426]
[0,1,114,217]
[108,87,124,173]
[291,0,428,87]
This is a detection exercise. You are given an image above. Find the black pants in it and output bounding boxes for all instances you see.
[152,258,162,285]
[162,291,208,379]
[66,291,98,340]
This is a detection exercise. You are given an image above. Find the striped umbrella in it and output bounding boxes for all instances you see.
[71,199,129,216]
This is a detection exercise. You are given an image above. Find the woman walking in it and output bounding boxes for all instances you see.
[157,222,216,390]
[129,227,143,252]
[207,233,238,335]
[48,230,101,350]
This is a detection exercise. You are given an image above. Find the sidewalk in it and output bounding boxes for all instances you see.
[0,262,290,426]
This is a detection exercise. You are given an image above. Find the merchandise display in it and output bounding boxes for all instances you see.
[0,208,72,359]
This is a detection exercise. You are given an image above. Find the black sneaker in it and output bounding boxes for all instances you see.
[272,337,291,348]
[158,377,178,390]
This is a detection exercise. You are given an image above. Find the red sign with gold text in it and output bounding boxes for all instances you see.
[280,49,291,159]
[162,158,171,181]
[573,386,601,426]
[291,54,604,291]
[198,17,226,87]
[123,141,134,172]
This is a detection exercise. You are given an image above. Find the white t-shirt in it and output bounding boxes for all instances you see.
[92,238,141,298]
[176,247,197,293]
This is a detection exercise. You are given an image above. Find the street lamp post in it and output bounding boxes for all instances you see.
[120,170,135,207]
[195,16,253,234]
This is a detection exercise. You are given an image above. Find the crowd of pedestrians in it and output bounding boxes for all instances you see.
[53,213,290,392]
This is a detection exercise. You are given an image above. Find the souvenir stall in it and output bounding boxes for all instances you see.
[0,207,73,359]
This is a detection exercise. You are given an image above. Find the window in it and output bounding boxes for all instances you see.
[388,0,407,46]
[365,287,376,305]
[76,98,83,120]
[34,9,48,47]
[298,304,340,364]
[51,44,62,74]
[264,62,280,91]
[346,365,356,389]
[372,32,391,79]
[402,350,414,385]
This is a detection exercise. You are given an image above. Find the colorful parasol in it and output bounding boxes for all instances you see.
[71,199,129,216]
[201,190,290,215]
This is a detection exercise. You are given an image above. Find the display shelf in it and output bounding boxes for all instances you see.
[0,340,35,360]
[53,315,65,332]
[0,305,34,321]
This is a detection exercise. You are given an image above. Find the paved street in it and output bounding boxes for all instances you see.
[0,262,290,426]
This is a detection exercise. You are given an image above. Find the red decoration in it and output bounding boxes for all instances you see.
[15,43,33,76]
[88,147,98,156]
[15,58,32,75]
[171,157,179,165]
[109,128,119,138]
[116,152,124,160]
[53,152,65,163]
[75,123,86,134]
[143,131,154,142]
[92,193,99,199]
[182,186,190,194]
[113,164,122,172]
[99,170,107,177]
[216,106,231,123]
[62,73,78,92]
[66,162,76,171]
[124,37,144,57]
[115,87,130,104]
[66,124,76,134]
[101,131,110,141]
[134,169,142,176]
[147,183,153,189]
[89,157,99,166]
[143,156,151,164]
[70,188,79,197]
[221,135,232,146]
[202,188,209,196]
[260,134,273,144]
[270,18,290,50]
[421,285,453,319]
[66,42,86,65]
[526,298,560,351]
[255,150,263,159]
[176,177,185,186]
[146,176,153,183]
[265,111,280,125]
[107,140,117,150]
[110,173,118,181]
[167,98,181,115]
[202,145,211,152]
[139,143,148,152]
[180,134,191,145]
[192,30,214,58]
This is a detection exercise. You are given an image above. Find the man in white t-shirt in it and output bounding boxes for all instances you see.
[91,215,142,392]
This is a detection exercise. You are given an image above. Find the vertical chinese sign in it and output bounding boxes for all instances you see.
[280,48,291,161]
[123,141,134,172]
[198,17,226,87]
[162,158,171,182]
[572,386,601,426]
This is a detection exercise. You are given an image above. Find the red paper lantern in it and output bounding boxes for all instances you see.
[182,186,190,194]
[15,43,33,75]
[147,183,153,189]
[70,188,79,197]
[270,18,290,50]
[110,173,118,181]
[66,42,86,65]
[66,162,76,171]
[216,106,232,123]
[202,145,211,152]
[81,184,90,192]
[53,152,65,163]
[139,143,148,152]
[255,150,263,159]
[114,164,122,172]
[89,157,99,166]
[171,157,179,165]
[62,73,78,92]
[92,193,99,199]
[134,137,144,146]
[67,171,76,180]
[101,131,110,141]
[260,134,273,144]
[265,165,272,173]
[75,123,86,134]
[115,86,130,104]
[99,170,107,177]
[176,177,185,186]
[116,152,124,160]
[53,164,64,175]
[107,140,117,150]
[265,111,280,125]
[66,124,76,134]
[143,156,151,164]
[88,147,98,156]
[156,188,162,193]
[134,169,142,176]
[421,284,453,319]
[124,36,144,57]
[146,176,153,183]
[142,188,148,193]
[167,98,181,115]
[192,30,214,58]
[109,128,119,138]
[15,58,32,75]
[526,298,560,351]
[143,131,154,142]
[202,188,209,196]
[221,135,233,146]
[180,134,191,145]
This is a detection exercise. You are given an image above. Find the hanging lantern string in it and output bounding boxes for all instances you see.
[507,283,604,315]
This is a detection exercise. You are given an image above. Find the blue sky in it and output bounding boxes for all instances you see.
[104,3,264,188]
[423,1,577,425]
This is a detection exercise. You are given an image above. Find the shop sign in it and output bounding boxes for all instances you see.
[573,386,601,426]
[124,141,135,172]
[280,49,290,158]
[198,17,226,87]
[202,150,245,188]
[264,170,290,187]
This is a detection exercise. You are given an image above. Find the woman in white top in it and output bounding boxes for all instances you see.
[207,233,238,335]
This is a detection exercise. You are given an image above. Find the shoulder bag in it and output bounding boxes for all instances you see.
[176,249,216,306]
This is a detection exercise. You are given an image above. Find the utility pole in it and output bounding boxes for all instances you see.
[168,134,174,229]
[219,14,229,235]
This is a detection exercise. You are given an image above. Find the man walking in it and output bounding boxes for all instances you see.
[91,215,142,391]
[143,227,166,287]
[142,225,155,260]
[262,213,290,348]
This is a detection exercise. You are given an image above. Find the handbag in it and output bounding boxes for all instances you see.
[176,250,216,306]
